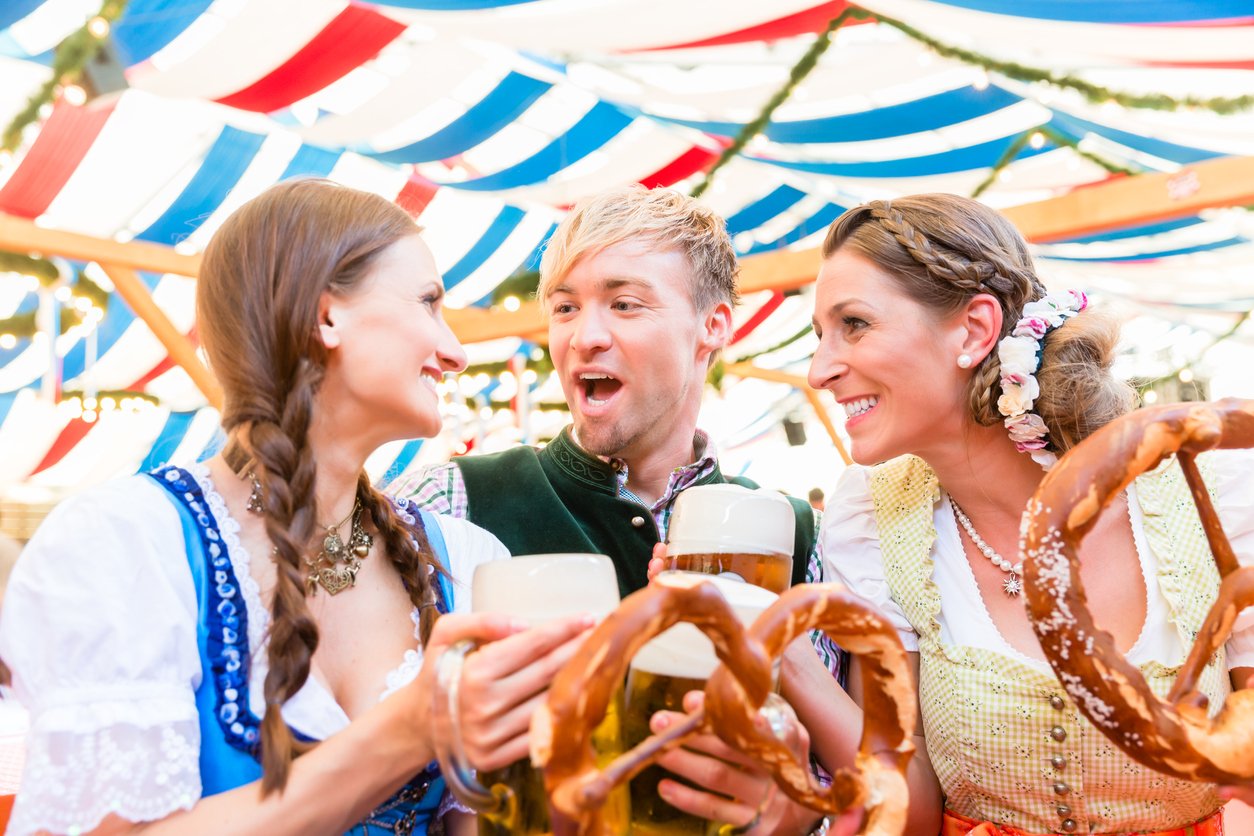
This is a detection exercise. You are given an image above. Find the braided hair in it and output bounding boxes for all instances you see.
[196,179,446,793]
[821,194,1132,452]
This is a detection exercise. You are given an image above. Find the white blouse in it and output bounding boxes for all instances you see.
[0,463,509,836]
[821,450,1254,672]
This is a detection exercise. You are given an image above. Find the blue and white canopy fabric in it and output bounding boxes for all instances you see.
[0,0,1252,494]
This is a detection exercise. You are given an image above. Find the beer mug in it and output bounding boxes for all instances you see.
[433,554,629,835]
[623,575,779,835]
[667,484,795,593]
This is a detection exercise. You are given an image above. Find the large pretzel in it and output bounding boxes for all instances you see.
[530,574,916,836]
[1022,398,1254,784]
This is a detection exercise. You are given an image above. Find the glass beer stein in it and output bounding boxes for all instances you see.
[433,553,629,835]
[667,484,796,594]
[622,575,779,835]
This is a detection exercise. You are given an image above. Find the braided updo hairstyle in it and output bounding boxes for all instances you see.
[196,179,446,793]
[821,193,1133,454]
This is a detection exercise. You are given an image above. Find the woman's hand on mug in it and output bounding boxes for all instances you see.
[455,613,596,772]
[408,613,528,755]
[647,542,669,583]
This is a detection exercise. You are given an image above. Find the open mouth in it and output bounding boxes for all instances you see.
[580,373,622,406]
[843,396,878,419]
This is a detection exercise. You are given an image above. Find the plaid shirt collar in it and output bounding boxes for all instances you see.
[569,427,719,516]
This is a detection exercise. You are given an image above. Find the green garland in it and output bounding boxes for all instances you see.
[0,270,111,338]
[463,350,553,379]
[2,0,130,153]
[72,271,111,309]
[734,323,814,364]
[0,309,85,338]
[689,5,1253,199]
[489,269,541,306]
[871,8,1254,115]
[1134,310,1252,393]
[0,250,60,283]
[60,388,159,407]
[690,7,869,199]
[969,125,1138,198]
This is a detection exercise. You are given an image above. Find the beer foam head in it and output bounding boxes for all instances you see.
[666,483,795,557]
[472,553,619,625]
[631,574,778,679]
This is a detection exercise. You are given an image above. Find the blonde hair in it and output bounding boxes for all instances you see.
[822,194,1133,454]
[538,185,738,312]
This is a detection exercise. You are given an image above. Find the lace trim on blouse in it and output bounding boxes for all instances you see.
[9,716,201,836]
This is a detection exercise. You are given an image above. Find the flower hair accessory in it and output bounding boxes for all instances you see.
[995,289,1088,469]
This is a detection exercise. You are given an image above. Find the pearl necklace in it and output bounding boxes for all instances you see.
[951,501,1024,597]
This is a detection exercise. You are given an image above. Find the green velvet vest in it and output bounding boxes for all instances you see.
[456,427,815,597]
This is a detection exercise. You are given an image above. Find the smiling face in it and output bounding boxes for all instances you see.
[319,234,467,444]
[808,248,972,466]
[546,239,728,461]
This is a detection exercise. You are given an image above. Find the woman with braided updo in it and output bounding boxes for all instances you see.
[0,180,591,835]
[794,194,1254,835]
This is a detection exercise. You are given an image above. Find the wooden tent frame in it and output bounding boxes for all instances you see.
[4,154,1254,451]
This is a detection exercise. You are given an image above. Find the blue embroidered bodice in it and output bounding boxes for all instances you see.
[149,466,452,835]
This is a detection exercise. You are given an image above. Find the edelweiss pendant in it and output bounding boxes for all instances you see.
[1003,574,1023,597]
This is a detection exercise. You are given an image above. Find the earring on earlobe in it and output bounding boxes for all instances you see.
[957,353,973,369]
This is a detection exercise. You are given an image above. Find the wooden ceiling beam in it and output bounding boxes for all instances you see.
[96,264,223,410]
[1001,154,1254,243]
[5,155,1253,347]
[0,213,201,276]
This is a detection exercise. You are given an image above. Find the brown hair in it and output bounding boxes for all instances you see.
[196,179,445,793]
[538,184,739,313]
[822,194,1133,453]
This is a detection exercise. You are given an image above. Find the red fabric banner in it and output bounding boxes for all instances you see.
[643,2,867,52]
[638,144,721,189]
[731,291,785,344]
[396,174,440,219]
[215,4,407,113]
[0,100,115,218]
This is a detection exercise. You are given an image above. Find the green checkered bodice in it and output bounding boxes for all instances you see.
[870,455,1228,834]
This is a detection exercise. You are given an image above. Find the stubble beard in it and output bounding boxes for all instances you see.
[575,416,639,459]
[575,385,686,461]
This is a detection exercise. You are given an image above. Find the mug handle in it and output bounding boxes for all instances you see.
[719,692,792,836]
[433,639,513,815]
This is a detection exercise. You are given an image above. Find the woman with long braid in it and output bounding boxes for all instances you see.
[0,180,588,835]
[793,194,1254,834]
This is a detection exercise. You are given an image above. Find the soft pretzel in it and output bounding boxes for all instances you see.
[530,574,915,836]
[1022,398,1254,783]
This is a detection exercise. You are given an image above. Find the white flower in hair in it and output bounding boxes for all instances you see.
[998,384,1036,418]
[995,289,1088,469]
[997,335,1040,382]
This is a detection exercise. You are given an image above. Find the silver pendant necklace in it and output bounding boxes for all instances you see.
[951,501,1024,597]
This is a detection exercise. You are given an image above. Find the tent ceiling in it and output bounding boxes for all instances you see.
[1,0,1253,494]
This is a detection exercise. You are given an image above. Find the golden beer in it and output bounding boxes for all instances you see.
[443,553,627,836]
[623,668,712,835]
[478,689,628,835]
[623,576,778,835]
[669,551,792,595]
[666,484,797,594]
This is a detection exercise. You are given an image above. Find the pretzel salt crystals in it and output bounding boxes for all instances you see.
[531,574,915,836]
[1022,398,1254,784]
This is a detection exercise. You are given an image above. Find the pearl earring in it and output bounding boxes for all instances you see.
[957,353,973,369]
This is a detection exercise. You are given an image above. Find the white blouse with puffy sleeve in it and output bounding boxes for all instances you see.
[821,450,1254,670]
[0,464,508,836]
